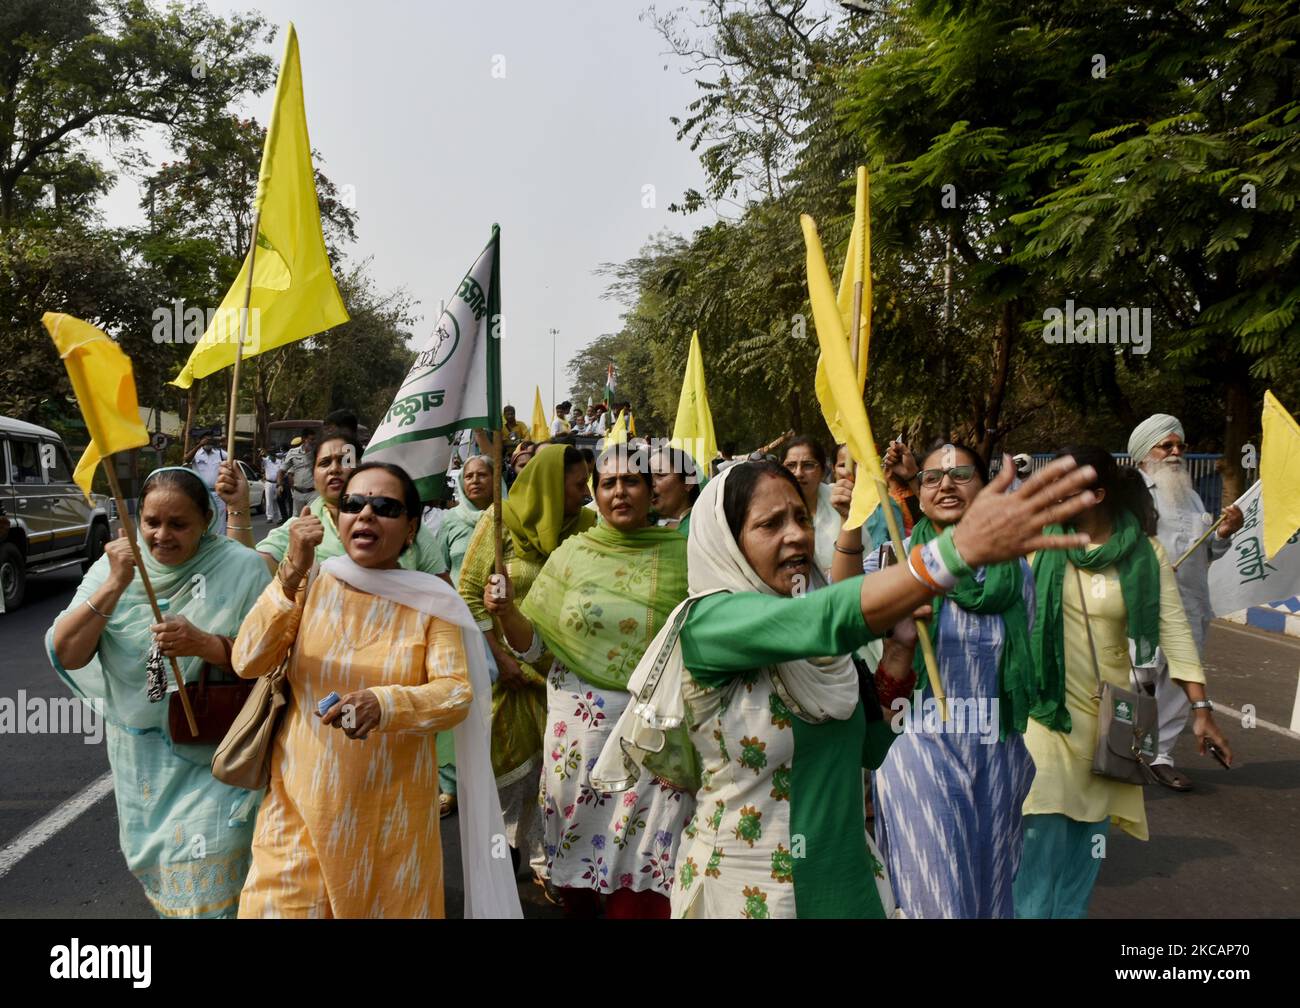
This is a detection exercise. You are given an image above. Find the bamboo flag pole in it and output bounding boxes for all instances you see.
[1172,517,1225,571]
[492,428,505,577]
[225,208,263,460]
[1171,482,1253,570]
[843,164,945,716]
[102,460,198,737]
[847,279,948,720]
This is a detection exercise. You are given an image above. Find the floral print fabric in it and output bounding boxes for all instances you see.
[541,662,693,895]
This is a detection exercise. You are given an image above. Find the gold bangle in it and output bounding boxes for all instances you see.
[227,523,253,531]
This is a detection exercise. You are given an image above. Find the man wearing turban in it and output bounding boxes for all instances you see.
[1128,414,1243,791]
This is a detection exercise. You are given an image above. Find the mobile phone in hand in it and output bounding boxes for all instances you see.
[1206,741,1231,769]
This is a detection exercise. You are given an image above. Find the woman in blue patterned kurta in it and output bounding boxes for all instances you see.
[852,443,1037,918]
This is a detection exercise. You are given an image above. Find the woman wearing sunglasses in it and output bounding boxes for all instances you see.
[220,427,445,577]
[231,462,519,918]
[833,441,1038,919]
[590,453,1099,918]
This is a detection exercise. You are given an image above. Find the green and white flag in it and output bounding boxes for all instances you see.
[365,226,501,500]
[1209,480,1300,615]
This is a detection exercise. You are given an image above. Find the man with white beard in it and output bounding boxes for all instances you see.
[1129,414,1243,791]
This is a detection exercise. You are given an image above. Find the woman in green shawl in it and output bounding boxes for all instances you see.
[836,441,1037,918]
[46,467,270,918]
[458,443,595,877]
[1014,445,1234,918]
[486,444,691,918]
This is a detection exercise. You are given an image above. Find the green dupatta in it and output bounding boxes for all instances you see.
[910,517,1034,738]
[45,467,271,753]
[1029,508,1160,732]
[522,522,688,692]
[521,520,694,787]
[503,444,596,564]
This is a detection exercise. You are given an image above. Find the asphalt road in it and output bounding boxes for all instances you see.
[2,560,1297,918]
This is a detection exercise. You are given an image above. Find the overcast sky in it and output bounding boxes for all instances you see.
[98,0,714,415]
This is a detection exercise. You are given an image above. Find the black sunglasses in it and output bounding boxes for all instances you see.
[338,493,407,519]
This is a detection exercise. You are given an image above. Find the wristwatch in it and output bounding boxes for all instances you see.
[1190,699,1214,711]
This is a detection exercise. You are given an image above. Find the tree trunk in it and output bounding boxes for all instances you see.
[976,301,1015,462]
[1221,375,1252,505]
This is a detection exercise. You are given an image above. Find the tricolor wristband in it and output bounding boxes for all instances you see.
[935,526,973,579]
[908,539,960,593]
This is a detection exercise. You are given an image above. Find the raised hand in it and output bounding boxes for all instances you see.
[951,454,1097,568]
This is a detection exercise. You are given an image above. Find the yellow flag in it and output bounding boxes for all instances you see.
[172,23,348,388]
[603,410,628,449]
[42,313,150,498]
[814,166,871,445]
[801,214,882,531]
[670,330,718,472]
[530,386,550,443]
[1261,390,1300,559]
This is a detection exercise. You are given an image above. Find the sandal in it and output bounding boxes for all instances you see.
[1150,764,1192,792]
[439,793,458,818]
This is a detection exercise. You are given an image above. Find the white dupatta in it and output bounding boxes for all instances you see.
[321,554,522,919]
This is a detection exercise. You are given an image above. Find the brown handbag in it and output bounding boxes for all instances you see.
[167,662,256,746]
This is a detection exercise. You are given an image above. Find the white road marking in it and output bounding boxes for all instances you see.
[0,772,113,880]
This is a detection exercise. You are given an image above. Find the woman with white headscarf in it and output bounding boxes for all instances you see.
[592,455,1103,918]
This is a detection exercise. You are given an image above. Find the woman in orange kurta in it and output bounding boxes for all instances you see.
[233,462,491,918]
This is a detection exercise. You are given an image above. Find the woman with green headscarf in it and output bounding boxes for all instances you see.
[1014,445,1234,918]
[458,443,595,876]
[486,444,691,918]
[47,467,270,918]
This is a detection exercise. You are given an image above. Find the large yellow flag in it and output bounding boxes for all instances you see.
[801,214,881,531]
[531,386,550,443]
[172,23,347,388]
[1261,390,1300,559]
[670,330,717,471]
[814,166,871,445]
[42,313,150,498]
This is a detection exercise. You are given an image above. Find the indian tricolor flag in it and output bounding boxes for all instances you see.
[604,363,616,408]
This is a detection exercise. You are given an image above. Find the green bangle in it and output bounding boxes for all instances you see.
[935,526,973,579]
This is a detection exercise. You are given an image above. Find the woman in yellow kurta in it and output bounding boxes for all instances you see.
[1015,446,1234,918]
[233,461,519,918]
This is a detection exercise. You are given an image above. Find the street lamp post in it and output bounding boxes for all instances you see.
[548,328,559,407]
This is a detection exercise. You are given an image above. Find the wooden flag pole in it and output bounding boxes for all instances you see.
[1172,517,1225,572]
[492,428,505,576]
[102,459,199,737]
[848,278,948,719]
[1171,482,1255,570]
[225,208,262,460]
